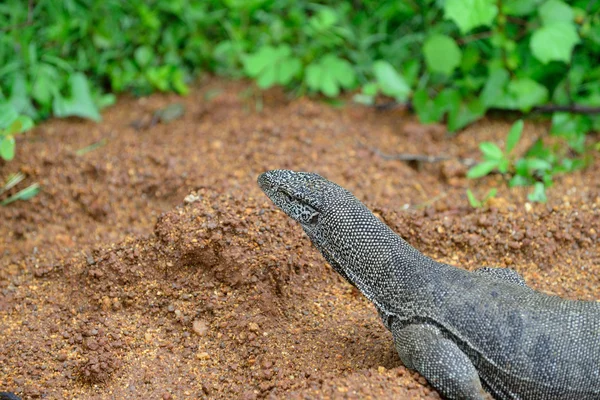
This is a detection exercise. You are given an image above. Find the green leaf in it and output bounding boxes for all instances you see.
[305,54,356,97]
[309,7,339,31]
[530,23,580,64]
[480,142,504,160]
[146,66,171,91]
[53,73,101,122]
[373,61,410,102]
[466,188,481,207]
[0,103,19,129]
[528,182,547,203]
[32,64,60,106]
[362,82,379,97]
[0,136,15,160]
[503,0,542,16]
[506,78,548,111]
[550,113,590,136]
[467,160,499,178]
[423,35,462,76]
[480,68,510,108]
[509,174,531,187]
[0,183,40,206]
[444,0,498,33]
[134,46,154,68]
[412,89,445,123]
[525,158,553,171]
[447,97,486,132]
[539,0,574,24]
[484,188,498,202]
[171,69,189,95]
[505,119,524,153]
[8,74,37,119]
[243,45,302,89]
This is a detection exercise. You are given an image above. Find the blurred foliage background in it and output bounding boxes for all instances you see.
[1,0,599,201]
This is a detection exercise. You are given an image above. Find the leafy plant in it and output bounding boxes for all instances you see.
[1,183,40,206]
[466,188,498,208]
[0,172,40,206]
[0,0,598,204]
[466,118,590,203]
[305,54,355,97]
[0,103,34,161]
[467,120,525,179]
[243,45,302,89]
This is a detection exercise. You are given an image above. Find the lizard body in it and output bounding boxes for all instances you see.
[258,169,600,400]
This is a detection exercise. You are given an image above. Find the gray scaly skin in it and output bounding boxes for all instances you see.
[257,169,600,400]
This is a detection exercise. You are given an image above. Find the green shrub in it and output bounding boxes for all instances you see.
[1,0,598,200]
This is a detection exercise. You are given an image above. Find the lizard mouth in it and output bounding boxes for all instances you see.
[257,172,275,192]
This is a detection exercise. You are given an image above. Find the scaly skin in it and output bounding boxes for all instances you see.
[258,169,600,400]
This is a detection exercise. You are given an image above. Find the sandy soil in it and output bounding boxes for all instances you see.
[1,79,599,399]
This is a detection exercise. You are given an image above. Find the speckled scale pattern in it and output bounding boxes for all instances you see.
[258,169,600,400]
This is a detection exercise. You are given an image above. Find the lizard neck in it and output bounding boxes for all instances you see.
[308,202,440,311]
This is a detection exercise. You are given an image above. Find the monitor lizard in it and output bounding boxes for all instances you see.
[258,169,600,400]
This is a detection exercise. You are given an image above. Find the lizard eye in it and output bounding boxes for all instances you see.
[308,213,319,225]
[281,191,294,202]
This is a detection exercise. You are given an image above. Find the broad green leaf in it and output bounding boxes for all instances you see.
[525,158,552,171]
[0,136,15,160]
[480,68,510,108]
[243,45,301,89]
[7,116,34,135]
[447,98,486,132]
[309,7,338,31]
[52,72,101,121]
[528,182,547,203]
[8,74,37,119]
[480,142,504,160]
[498,158,510,173]
[305,55,355,97]
[412,89,445,123]
[423,35,462,76]
[171,69,189,95]
[503,0,542,16]
[362,82,379,96]
[444,0,498,33]
[0,103,19,129]
[146,66,171,91]
[550,113,591,136]
[32,64,60,106]
[467,160,499,178]
[539,0,574,25]
[460,46,481,73]
[506,78,548,111]
[530,23,580,64]
[373,61,410,102]
[505,119,524,153]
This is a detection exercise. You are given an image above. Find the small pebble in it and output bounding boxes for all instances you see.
[192,319,209,336]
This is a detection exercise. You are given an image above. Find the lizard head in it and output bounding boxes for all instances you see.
[257,169,332,233]
[257,169,364,246]
[257,169,365,259]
